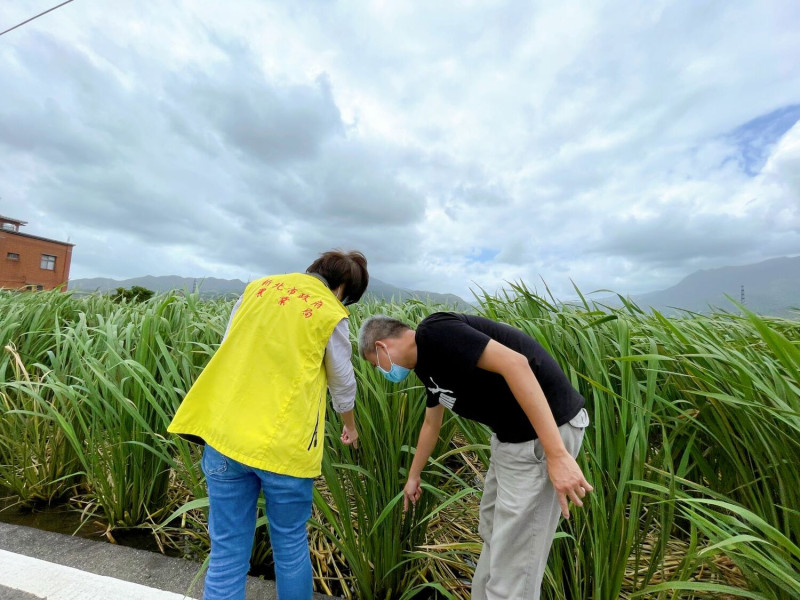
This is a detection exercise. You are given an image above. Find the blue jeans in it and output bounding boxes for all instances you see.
[201,445,314,600]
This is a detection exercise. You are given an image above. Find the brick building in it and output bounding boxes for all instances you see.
[0,214,74,291]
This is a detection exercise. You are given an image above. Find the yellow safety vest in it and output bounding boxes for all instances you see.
[168,272,349,477]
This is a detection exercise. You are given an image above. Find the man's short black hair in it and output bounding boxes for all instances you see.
[357,315,410,358]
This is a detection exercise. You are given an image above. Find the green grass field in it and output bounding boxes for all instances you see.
[1,288,798,599]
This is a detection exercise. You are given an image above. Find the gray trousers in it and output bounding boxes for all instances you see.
[472,409,589,600]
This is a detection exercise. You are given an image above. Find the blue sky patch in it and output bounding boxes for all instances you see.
[726,104,800,176]
[471,248,500,263]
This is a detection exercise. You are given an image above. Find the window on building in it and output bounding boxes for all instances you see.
[41,254,56,270]
[6,252,19,260]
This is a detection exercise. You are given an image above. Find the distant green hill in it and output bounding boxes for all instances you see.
[69,275,244,298]
[603,256,800,318]
[362,278,470,308]
[69,275,471,308]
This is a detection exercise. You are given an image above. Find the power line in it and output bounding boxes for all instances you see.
[0,0,76,38]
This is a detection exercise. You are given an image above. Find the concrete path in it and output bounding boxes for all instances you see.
[0,523,335,599]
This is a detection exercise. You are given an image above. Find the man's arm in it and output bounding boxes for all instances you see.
[404,404,444,512]
[476,340,592,518]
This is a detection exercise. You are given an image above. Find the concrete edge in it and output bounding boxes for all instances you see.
[0,523,336,599]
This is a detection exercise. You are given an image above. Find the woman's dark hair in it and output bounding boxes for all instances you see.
[306,250,369,305]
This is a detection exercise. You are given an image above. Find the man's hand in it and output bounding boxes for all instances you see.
[403,475,422,512]
[340,424,358,449]
[547,453,593,518]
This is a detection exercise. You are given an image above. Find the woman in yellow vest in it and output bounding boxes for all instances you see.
[169,250,369,600]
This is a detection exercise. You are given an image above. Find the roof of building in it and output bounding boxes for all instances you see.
[0,229,75,247]
[0,214,28,226]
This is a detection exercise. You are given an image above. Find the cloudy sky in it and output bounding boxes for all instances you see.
[2,1,799,300]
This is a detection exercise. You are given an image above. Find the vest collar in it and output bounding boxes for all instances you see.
[306,272,330,288]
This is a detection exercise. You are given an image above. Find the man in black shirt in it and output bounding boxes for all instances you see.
[358,312,592,600]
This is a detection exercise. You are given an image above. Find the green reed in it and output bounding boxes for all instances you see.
[1,288,798,599]
[0,291,224,526]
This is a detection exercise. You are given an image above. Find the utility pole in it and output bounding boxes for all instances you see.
[740,284,745,305]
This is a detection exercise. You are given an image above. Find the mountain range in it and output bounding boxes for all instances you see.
[68,275,471,308]
[599,255,800,318]
[68,255,800,318]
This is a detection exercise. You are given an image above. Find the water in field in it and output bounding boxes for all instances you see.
[0,490,175,556]
[0,489,276,580]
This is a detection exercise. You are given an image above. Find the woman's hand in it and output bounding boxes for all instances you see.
[340,424,359,449]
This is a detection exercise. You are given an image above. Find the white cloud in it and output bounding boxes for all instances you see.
[1,0,799,300]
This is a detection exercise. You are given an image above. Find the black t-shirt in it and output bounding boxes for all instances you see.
[414,312,585,443]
